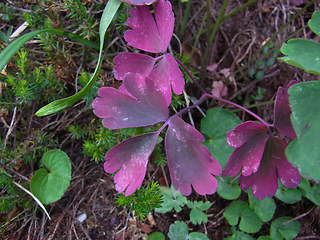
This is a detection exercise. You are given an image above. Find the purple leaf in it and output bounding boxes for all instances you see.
[104,132,159,196]
[165,117,222,196]
[113,53,185,106]
[274,81,299,139]
[92,73,168,129]
[239,136,301,199]
[120,0,156,5]
[271,137,301,188]
[148,53,185,105]
[124,0,174,53]
[224,121,269,177]
[113,53,156,80]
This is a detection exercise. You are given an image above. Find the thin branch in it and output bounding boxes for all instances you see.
[3,106,17,148]
[12,181,51,220]
[0,161,30,182]
[282,207,315,225]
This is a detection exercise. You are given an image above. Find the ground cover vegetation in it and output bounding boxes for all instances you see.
[0,0,320,239]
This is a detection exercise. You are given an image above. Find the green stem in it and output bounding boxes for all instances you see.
[191,11,208,64]
[221,0,257,22]
[178,0,192,38]
[184,0,257,45]
[201,0,229,71]
[232,100,275,112]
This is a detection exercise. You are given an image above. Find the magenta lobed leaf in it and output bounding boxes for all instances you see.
[239,136,301,199]
[92,73,168,129]
[113,53,184,106]
[224,121,269,177]
[148,53,184,105]
[120,0,156,5]
[274,81,299,139]
[224,88,301,200]
[124,0,174,53]
[113,53,156,80]
[104,132,159,196]
[165,117,222,196]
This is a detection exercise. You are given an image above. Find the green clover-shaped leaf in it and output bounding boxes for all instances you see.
[168,221,209,240]
[279,39,320,75]
[30,149,71,205]
[309,11,320,37]
[223,201,262,233]
[270,217,300,240]
[248,191,276,222]
[286,81,320,181]
[187,200,211,225]
[217,176,241,200]
[275,185,301,204]
[224,227,255,240]
[201,108,241,169]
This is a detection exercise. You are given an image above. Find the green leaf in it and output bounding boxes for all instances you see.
[30,149,71,205]
[167,221,209,240]
[201,108,241,169]
[270,217,300,240]
[224,232,255,240]
[286,81,320,181]
[148,232,165,240]
[257,237,272,240]
[187,201,211,225]
[155,185,187,213]
[248,191,276,222]
[189,232,209,240]
[217,176,241,200]
[297,177,311,197]
[279,39,320,75]
[297,178,320,205]
[223,201,262,233]
[35,0,121,116]
[275,185,301,204]
[0,26,13,44]
[168,221,189,240]
[308,11,320,37]
[305,184,320,206]
[0,29,98,73]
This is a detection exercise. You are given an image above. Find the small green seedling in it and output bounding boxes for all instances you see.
[30,149,71,205]
[187,200,211,225]
[155,185,187,213]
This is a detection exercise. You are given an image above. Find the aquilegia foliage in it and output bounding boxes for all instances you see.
[223,81,301,199]
[120,0,156,6]
[114,0,184,105]
[93,0,221,196]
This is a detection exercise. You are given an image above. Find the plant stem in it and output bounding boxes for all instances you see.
[221,0,257,22]
[201,0,229,71]
[157,94,207,134]
[175,57,206,94]
[170,94,207,121]
[204,93,272,126]
[232,100,275,112]
[191,10,208,59]
[178,0,192,38]
[184,0,256,45]
[0,162,30,182]
[176,57,271,126]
